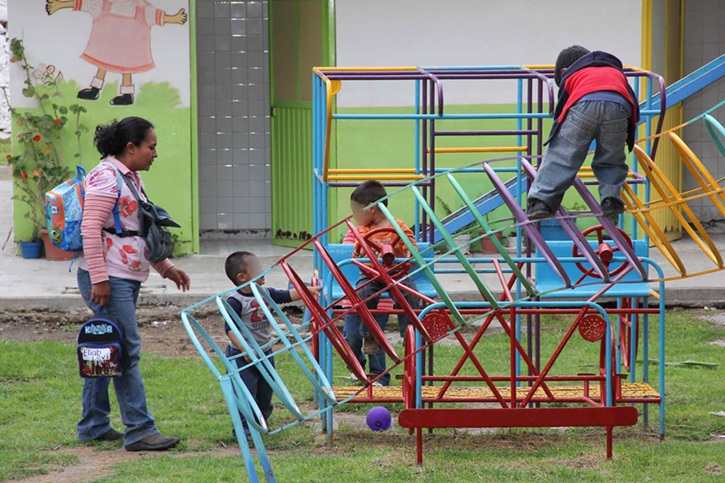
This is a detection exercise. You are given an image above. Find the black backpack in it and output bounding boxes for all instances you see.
[77,310,126,378]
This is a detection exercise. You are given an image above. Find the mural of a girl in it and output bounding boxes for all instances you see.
[45,0,187,106]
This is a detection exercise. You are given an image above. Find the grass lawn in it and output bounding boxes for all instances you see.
[0,308,723,482]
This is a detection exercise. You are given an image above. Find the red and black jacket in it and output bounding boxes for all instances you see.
[545,51,640,151]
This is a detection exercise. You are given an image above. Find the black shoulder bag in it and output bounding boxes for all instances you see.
[117,175,181,263]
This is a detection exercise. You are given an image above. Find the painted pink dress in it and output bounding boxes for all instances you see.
[74,0,165,74]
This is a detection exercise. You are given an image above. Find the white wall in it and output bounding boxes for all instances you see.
[682,0,725,221]
[8,0,190,108]
[335,0,642,107]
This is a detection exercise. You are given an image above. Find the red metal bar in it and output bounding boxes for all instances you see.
[519,306,590,407]
[398,407,638,428]
[313,239,401,363]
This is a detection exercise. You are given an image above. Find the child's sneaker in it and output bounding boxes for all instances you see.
[372,381,384,387]
[362,337,379,355]
[526,199,553,220]
[350,372,363,385]
[601,197,625,217]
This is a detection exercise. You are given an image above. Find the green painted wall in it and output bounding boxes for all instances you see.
[330,103,601,242]
[12,80,194,256]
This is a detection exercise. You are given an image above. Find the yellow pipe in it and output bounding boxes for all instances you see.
[429,146,526,154]
[328,168,417,174]
[669,132,725,217]
[634,146,722,267]
[327,175,424,181]
[622,184,685,274]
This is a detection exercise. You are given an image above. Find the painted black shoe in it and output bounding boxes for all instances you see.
[526,199,553,220]
[110,94,134,106]
[124,433,180,451]
[93,428,123,442]
[601,197,625,217]
[77,87,100,100]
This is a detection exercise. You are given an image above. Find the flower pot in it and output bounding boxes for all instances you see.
[41,228,75,261]
[19,240,43,259]
[477,230,503,254]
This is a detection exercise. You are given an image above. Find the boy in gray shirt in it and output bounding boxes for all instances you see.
[223,251,320,438]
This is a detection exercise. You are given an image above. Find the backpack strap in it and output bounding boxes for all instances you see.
[102,163,131,236]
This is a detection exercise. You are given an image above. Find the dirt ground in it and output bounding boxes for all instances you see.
[0,304,245,358]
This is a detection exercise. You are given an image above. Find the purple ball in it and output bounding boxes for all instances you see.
[366,406,393,431]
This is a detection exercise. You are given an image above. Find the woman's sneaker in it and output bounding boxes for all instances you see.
[124,433,180,451]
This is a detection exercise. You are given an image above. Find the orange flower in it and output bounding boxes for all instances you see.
[33,169,40,178]
[5,154,11,159]
[54,118,60,125]
[33,135,41,142]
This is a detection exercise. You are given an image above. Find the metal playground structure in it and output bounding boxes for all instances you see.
[182,57,725,482]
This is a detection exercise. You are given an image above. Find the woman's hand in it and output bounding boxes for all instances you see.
[166,267,191,292]
[165,8,188,25]
[91,281,110,308]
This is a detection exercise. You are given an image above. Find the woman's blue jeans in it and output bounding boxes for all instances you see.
[528,100,631,211]
[77,269,158,445]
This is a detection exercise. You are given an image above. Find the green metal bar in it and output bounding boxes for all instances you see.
[445,172,535,296]
[375,204,467,327]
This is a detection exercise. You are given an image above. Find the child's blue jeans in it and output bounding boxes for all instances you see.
[528,100,631,212]
[227,346,274,437]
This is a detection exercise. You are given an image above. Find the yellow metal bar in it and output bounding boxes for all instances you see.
[633,146,722,268]
[669,132,725,217]
[328,168,417,174]
[524,64,554,70]
[326,175,424,181]
[622,183,685,274]
[429,146,526,154]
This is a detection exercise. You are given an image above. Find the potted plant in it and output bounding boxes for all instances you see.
[4,38,88,259]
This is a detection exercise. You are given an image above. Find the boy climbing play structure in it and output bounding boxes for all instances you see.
[182,55,725,482]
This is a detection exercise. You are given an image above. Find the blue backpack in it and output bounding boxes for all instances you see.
[45,164,125,252]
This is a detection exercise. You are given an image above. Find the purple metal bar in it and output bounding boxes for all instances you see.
[570,176,648,280]
[421,79,429,242]
[329,182,432,188]
[435,129,538,136]
[519,159,610,281]
[429,77,437,243]
[481,162,571,286]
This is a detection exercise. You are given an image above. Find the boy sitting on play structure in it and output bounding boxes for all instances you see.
[527,45,640,220]
[343,181,420,383]
[223,251,320,438]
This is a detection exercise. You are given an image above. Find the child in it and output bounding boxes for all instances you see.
[342,227,391,386]
[527,45,640,220]
[223,251,320,439]
[343,181,421,386]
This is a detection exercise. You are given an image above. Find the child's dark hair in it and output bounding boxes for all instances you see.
[351,180,388,207]
[554,45,591,87]
[94,117,154,158]
[225,251,255,284]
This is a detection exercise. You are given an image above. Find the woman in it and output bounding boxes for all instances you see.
[77,116,190,451]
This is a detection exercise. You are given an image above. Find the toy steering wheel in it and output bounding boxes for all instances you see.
[573,225,633,279]
[356,226,411,279]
